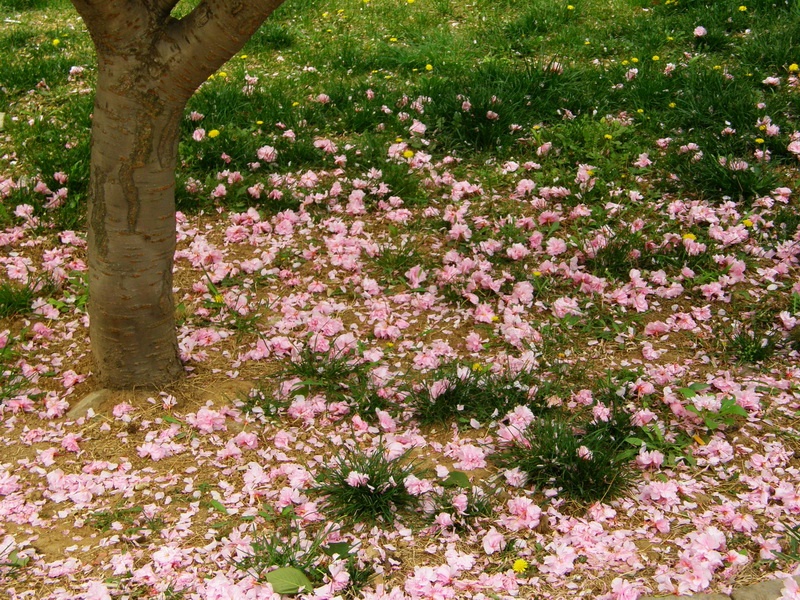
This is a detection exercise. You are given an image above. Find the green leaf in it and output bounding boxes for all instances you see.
[442,471,471,488]
[720,399,748,417]
[624,436,645,447]
[689,382,709,392]
[322,542,352,557]
[651,424,664,442]
[7,550,28,567]
[163,415,182,424]
[209,499,228,514]
[677,387,697,399]
[265,566,314,594]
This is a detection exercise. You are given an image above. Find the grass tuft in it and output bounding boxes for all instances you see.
[312,443,423,524]
[494,416,633,504]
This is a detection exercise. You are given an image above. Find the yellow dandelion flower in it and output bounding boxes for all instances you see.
[637,108,644,114]
[742,218,754,227]
[513,558,529,573]
[682,232,696,240]
[208,129,220,138]
[533,271,542,277]
[631,57,639,63]
[567,4,575,9]
[472,363,482,372]
[491,315,500,322]
[425,64,433,71]
[403,149,414,158]
[52,38,60,46]
[738,5,747,11]
[604,134,613,140]
[292,101,300,107]
[755,138,764,144]
[668,102,677,108]
[218,71,227,78]
[389,37,398,42]
[256,120,264,125]
[789,64,799,73]
[652,55,660,61]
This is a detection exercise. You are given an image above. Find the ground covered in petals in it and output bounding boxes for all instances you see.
[1,0,800,598]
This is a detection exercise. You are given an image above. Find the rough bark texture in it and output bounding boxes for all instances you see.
[71,0,284,388]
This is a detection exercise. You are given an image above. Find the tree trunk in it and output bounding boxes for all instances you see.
[87,62,185,388]
[71,0,285,389]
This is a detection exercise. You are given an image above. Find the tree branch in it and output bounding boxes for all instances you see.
[156,0,285,100]
[70,0,151,53]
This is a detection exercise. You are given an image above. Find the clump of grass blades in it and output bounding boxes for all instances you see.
[281,344,386,417]
[234,506,376,597]
[234,508,329,585]
[429,483,493,530]
[494,417,633,504]
[0,278,57,318]
[312,444,422,524]
[0,333,26,405]
[727,327,776,364]
[412,364,544,426]
[375,241,426,284]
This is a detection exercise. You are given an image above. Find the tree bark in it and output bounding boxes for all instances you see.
[72,0,285,388]
[87,65,184,388]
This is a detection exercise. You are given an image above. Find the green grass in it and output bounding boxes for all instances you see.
[411,363,549,427]
[312,443,423,524]
[0,331,25,405]
[1,0,795,225]
[494,416,634,504]
[0,277,57,317]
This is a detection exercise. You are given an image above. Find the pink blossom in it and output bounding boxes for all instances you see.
[404,474,433,495]
[482,527,506,555]
[779,577,800,600]
[186,407,227,433]
[545,237,567,255]
[453,443,487,470]
[473,303,496,323]
[84,581,113,600]
[256,145,278,162]
[409,119,427,136]
[313,138,338,153]
[552,296,580,318]
[345,471,370,487]
[636,448,664,469]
